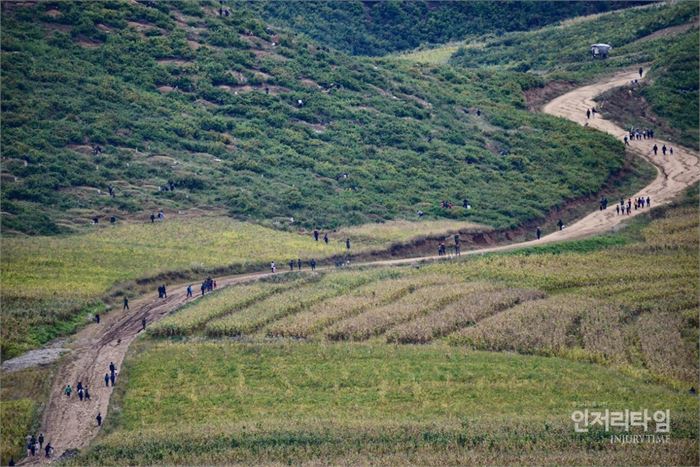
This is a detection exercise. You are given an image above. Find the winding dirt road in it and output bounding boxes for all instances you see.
[17,67,700,463]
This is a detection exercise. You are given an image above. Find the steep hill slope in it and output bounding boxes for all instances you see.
[254,0,644,56]
[1,0,625,235]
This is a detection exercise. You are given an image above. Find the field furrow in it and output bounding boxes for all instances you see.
[385,286,546,344]
[205,272,375,337]
[325,282,471,341]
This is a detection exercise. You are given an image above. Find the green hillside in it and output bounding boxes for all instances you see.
[255,1,643,56]
[1,0,626,235]
[445,1,699,147]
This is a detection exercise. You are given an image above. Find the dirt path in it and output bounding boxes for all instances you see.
[18,67,700,463]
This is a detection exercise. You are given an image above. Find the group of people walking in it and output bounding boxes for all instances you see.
[616,196,650,215]
[23,432,52,459]
[652,143,673,156]
[437,234,461,256]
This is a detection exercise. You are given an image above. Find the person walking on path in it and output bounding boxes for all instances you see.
[586,109,591,119]
[104,373,110,387]
[345,238,351,250]
[38,433,44,449]
[142,317,147,331]
[84,386,90,401]
[297,258,302,270]
[64,384,72,398]
[187,285,193,298]
[662,144,667,156]
[44,443,53,458]
[310,259,316,271]
[324,233,329,244]
[639,67,643,77]
[95,313,100,324]
[536,227,542,240]
[653,144,658,155]
[96,413,102,426]
[123,296,129,311]
[558,219,564,231]
[289,259,295,271]
[313,230,319,241]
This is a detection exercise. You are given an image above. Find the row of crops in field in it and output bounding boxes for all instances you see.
[149,189,698,386]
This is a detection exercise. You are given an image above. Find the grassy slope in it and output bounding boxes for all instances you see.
[1,0,625,235]
[443,1,699,147]
[254,1,640,56]
[72,187,699,465]
[77,341,697,465]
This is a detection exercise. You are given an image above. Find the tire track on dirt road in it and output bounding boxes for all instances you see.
[16,67,700,463]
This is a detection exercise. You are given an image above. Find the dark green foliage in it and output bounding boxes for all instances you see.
[1,0,625,234]
[255,1,646,56]
[450,2,697,78]
[642,30,699,149]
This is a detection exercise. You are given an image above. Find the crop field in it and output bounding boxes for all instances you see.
[136,189,698,387]
[76,341,698,465]
[62,178,700,466]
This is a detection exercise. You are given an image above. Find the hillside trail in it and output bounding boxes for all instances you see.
[19,67,699,464]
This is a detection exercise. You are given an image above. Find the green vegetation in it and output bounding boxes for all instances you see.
[70,187,698,464]
[255,1,639,56]
[448,2,697,77]
[0,366,55,465]
[2,0,627,235]
[76,341,697,465]
[442,1,699,147]
[641,30,699,149]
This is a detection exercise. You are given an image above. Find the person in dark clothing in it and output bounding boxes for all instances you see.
[558,219,564,231]
[109,362,115,375]
[586,109,591,119]
[104,373,110,387]
[662,145,667,156]
[310,259,316,271]
[536,227,542,240]
[161,285,167,298]
[84,386,90,400]
[110,216,116,224]
[313,230,319,241]
[289,259,295,271]
[201,283,206,296]
[110,372,116,386]
[78,388,84,401]
[297,258,302,270]
[29,441,36,456]
[95,313,100,324]
[345,238,351,250]
[8,458,14,466]
[44,443,53,458]
[123,296,129,311]
[187,285,193,297]
[96,413,102,426]
[639,67,643,77]
[670,147,674,156]
[323,233,329,244]
[616,205,620,215]
[653,144,658,155]
[142,317,147,331]
[93,216,99,224]
[150,213,155,223]
[646,196,651,207]
[38,433,44,449]
[158,286,163,299]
